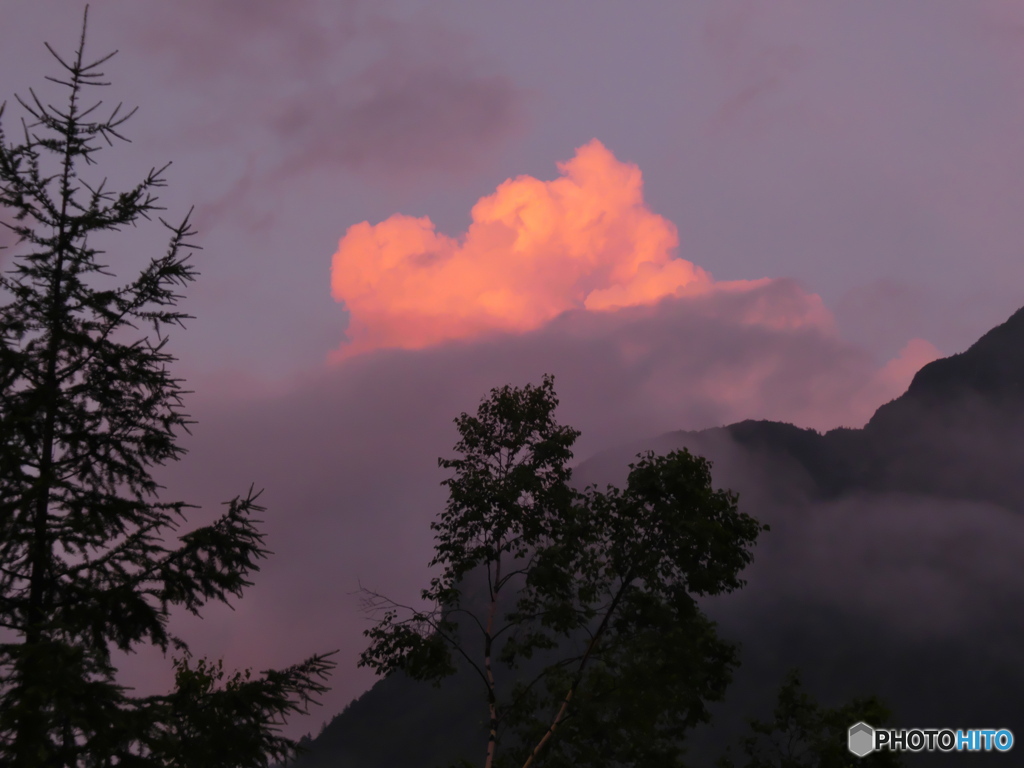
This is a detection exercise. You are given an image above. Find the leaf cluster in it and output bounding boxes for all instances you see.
[717,669,904,768]
[360,375,767,768]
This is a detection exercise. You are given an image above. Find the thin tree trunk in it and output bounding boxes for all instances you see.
[520,574,633,768]
[483,555,502,768]
[15,51,80,766]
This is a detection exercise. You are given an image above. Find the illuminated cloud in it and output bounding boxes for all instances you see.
[327,139,940,429]
[330,140,713,357]
[327,140,935,430]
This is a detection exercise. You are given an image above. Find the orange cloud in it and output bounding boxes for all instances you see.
[330,139,712,357]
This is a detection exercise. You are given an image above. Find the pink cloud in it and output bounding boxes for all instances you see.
[331,140,724,357]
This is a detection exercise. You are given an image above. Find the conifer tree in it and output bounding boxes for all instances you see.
[0,10,333,767]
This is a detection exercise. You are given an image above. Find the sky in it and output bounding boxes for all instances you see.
[4,0,1024,737]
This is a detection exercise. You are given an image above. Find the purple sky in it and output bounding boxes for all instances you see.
[5,0,1024,736]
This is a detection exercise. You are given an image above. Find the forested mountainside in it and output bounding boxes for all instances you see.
[290,307,1024,768]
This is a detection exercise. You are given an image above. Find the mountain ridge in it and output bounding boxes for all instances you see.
[289,305,1024,768]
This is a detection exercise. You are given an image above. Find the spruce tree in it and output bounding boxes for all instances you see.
[0,10,333,767]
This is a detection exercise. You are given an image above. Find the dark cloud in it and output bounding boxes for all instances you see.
[270,21,526,182]
[151,333,1024,743]
[275,62,523,179]
[577,427,1024,759]
[133,0,525,229]
[136,0,348,81]
[130,282,937,731]
[702,3,814,136]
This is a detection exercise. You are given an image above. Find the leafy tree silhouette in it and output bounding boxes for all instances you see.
[717,669,904,768]
[360,374,767,768]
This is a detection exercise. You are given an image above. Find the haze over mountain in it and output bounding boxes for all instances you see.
[718,302,1024,509]
[6,5,1024,766]
[288,307,1024,767]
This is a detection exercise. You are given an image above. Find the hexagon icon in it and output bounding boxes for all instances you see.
[848,722,875,757]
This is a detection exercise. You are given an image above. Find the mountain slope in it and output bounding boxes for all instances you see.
[291,306,1024,768]
[718,303,1024,507]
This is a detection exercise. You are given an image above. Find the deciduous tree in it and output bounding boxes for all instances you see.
[717,669,904,768]
[360,375,766,768]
